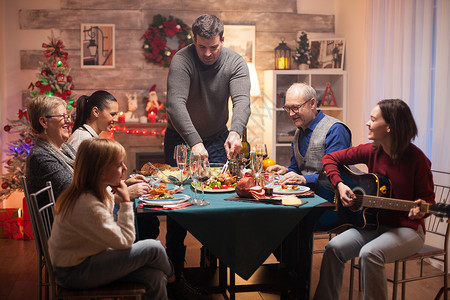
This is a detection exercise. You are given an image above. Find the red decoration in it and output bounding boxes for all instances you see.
[141,14,193,67]
[3,125,11,132]
[7,160,12,165]
[118,112,125,123]
[148,111,157,123]
[18,109,28,121]
[321,82,337,107]
[57,73,67,83]
[24,137,32,144]
[67,75,73,82]
[0,208,23,240]
[2,182,8,189]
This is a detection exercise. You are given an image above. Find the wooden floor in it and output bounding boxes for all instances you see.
[0,216,445,300]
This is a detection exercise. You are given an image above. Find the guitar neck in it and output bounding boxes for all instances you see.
[360,195,429,213]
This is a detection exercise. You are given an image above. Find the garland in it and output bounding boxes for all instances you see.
[141,14,193,68]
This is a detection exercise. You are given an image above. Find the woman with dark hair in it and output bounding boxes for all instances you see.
[68,90,160,240]
[313,99,435,300]
[68,90,118,151]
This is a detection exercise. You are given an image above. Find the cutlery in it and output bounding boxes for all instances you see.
[145,162,180,184]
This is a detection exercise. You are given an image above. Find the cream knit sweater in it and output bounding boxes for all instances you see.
[48,192,135,267]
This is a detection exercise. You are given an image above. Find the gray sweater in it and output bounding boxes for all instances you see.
[26,143,75,200]
[166,44,251,146]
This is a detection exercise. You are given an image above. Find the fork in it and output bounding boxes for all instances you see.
[220,160,230,175]
[146,162,180,185]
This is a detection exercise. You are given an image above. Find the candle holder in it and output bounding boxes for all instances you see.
[275,38,291,70]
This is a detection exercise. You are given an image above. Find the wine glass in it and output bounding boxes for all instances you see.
[174,144,188,184]
[253,144,267,179]
[190,156,211,206]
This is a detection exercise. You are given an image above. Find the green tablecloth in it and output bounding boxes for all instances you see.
[139,190,327,280]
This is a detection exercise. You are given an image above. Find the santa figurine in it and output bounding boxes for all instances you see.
[145,84,164,122]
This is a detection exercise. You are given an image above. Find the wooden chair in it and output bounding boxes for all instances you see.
[24,177,146,299]
[349,171,450,300]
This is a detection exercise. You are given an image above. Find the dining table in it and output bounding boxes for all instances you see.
[136,184,333,300]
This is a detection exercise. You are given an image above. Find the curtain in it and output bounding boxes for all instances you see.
[431,0,450,173]
[365,0,449,172]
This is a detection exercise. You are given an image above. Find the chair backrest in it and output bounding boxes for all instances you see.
[426,171,450,235]
[28,181,58,298]
[21,176,42,251]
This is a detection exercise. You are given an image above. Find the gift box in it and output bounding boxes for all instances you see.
[0,208,23,239]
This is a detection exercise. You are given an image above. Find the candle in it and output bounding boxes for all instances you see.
[277,57,287,69]
[118,112,125,123]
[148,111,156,123]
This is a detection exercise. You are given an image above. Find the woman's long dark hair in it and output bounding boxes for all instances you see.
[72,90,117,133]
[375,99,418,163]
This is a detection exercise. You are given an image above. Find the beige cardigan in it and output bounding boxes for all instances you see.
[48,192,135,267]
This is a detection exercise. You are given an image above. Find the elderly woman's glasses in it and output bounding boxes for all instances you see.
[45,114,71,121]
[282,98,313,114]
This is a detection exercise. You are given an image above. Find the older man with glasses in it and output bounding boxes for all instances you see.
[268,82,351,189]
[267,83,352,299]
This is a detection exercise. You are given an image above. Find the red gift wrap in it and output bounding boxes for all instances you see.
[0,208,23,240]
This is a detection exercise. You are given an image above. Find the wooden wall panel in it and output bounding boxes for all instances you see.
[19,9,142,29]
[61,0,142,10]
[17,1,335,145]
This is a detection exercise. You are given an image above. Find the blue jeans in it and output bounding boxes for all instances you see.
[163,127,228,277]
[163,127,228,167]
[54,240,173,300]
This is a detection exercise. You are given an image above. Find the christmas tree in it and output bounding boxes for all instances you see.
[1,36,74,202]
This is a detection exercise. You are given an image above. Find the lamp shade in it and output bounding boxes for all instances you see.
[247,63,261,96]
[275,39,291,70]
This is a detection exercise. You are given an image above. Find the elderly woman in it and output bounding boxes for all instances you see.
[26,95,152,204]
[26,95,75,199]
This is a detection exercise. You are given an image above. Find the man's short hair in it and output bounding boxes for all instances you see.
[286,83,317,102]
[192,14,224,41]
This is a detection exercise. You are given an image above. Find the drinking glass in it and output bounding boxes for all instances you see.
[189,156,211,206]
[253,144,267,179]
[174,144,188,184]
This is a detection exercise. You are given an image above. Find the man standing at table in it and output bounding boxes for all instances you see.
[267,82,351,299]
[163,14,251,295]
[165,14,251,165]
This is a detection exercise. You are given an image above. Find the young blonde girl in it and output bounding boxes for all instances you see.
[48,138,173,299]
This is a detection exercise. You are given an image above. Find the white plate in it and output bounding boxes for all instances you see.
[273,185,310,195]
[139,194,190,206]
[191,183,235,193]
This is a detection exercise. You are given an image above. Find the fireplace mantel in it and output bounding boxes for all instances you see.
[113,123,166,176]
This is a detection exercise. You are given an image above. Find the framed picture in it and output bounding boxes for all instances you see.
[81,24,115,68]
[223,25,255,63]
[309,39,345,70]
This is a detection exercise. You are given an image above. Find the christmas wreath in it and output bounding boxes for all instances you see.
[141,14,193,68]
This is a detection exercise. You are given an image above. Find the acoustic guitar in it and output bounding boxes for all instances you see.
[316,165,450,230]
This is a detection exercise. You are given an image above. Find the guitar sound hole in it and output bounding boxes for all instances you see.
[350,189,364,212]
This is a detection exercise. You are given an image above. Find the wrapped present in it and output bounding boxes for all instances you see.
[0,208,23,239]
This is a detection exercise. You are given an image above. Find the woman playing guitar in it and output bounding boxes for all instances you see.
[313,99,435,300]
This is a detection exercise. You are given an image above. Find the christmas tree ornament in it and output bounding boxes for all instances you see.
[2,183,8,189]
[57,73,67,83]
[24,137,32,144]
[4,125,11,132]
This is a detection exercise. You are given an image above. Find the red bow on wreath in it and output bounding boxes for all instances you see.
[163,20,181,37]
